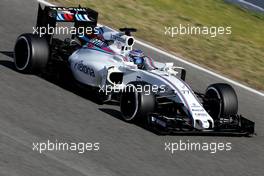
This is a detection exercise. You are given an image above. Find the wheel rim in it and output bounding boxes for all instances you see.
[120,87,138,121]
[205,87,222,119]
[14,36,30,70]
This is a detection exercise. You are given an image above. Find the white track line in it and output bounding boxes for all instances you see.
[37,0,264,97]
[239,0,264,11]
[38,0,54,6]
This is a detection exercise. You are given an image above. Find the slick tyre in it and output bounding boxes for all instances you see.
[205,83,238,119]
[14,33,49,73]
[120,81,155,122]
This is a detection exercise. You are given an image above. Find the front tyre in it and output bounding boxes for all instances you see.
[120,81,155,122]
[14,33,49,73]
[204,83,238,119]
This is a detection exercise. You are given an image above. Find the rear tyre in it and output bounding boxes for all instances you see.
[120,81,155,122]
[204,83,238,119]
[14,33,49,73]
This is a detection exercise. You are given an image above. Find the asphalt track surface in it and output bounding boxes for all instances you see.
[0,0,263,175]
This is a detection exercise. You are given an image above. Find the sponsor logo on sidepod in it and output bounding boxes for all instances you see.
[74,60,95,77]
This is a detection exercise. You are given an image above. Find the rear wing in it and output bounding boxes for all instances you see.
[36,4,98,41]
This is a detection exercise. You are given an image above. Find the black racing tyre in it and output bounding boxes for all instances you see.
[14,33,49,73]
[120,81,156,122]
[205,83,238,119]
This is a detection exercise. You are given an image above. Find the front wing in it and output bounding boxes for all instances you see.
[148,114,255,136]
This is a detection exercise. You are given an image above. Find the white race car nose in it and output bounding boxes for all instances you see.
[201,120,210,128]
[195,120,212,129]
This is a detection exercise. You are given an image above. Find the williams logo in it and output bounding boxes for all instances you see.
[74,61,95,77]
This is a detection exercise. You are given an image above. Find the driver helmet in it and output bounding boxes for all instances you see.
[129,49,145,68]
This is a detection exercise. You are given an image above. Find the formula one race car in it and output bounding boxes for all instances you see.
[13,5,255,136]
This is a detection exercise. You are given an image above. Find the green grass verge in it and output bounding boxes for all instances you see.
[50,0,264,90]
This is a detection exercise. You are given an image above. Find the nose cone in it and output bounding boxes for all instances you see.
[202,120,210,129]
[195,120,211,129]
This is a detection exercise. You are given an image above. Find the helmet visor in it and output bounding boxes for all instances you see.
[133,57,143,64]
